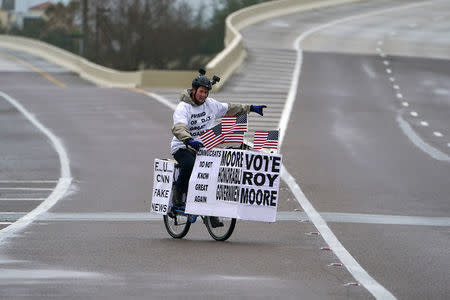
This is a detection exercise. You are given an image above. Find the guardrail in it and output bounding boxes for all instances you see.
[0,0,362,89]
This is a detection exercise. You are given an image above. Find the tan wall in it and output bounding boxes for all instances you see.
[0,0,363,89]
[140,70,197,88]
[0,10,8,28]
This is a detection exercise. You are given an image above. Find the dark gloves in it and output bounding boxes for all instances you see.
[250,105,267,116]
[185,138,204,151]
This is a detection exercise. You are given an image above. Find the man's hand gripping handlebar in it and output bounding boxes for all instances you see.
[185,138,204,151]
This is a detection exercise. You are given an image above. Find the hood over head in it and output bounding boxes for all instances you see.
[180,89,202,106]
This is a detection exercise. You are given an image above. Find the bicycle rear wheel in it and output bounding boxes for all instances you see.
[163,213,191,239]
[205,216,236,241]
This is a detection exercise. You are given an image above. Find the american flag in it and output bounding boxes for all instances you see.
[223,131,244,144]
[221,115,248,134]
[200,123,224,150]
[253,130,279,150]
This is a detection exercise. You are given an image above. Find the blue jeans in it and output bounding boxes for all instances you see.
[173,148,196,194]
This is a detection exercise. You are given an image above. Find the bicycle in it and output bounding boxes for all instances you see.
[163,161,236,241]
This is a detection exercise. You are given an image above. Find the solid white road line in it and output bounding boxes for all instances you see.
[29,212,450,226]
[0,198,46,201]
[147,92,178,110]
[278,1,433,299]
[0,91,72,243]
[0,188,54,191]
[0,180,58,183]
[397,113,450,161]
[282,167,396,299]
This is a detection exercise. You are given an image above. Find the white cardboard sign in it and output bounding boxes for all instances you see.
[185,149,282,222]
[151,159,175,215]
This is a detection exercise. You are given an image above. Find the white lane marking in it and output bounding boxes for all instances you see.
[402,102,409,107]
[0,198,46,201]
[0,91,72,243]
[389,77,395,82]
[27,212,450,226]
[396,113,450,161]
[0,213,27,222]
[39,212,162,221]
[0,188,54,191]
[447,143,450,148]
[0,180,58,183]
[376,10,449,158]
[0,269,111,281]
[278,2,432,299]
[320,212,450,227]
[147,92,177,110]
[282,167,395,299]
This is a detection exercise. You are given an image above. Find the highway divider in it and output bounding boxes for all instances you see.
[0,0,362,89]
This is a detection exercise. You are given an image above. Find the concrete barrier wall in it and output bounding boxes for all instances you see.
[140,69,197,88]
[0,0,362,89]
[0,35,140,88]
[206,0,362,90]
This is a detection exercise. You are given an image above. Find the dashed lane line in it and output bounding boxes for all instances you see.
[396,113,450,161]
[279,2,435,299]
[376,41,450,161]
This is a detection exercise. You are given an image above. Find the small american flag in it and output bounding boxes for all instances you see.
[200,123,224,150]
[221,114,248,134]
[223,131,244,144]
[253,130,279,150]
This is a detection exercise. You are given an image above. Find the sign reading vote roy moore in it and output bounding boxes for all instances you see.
[185,148,282,222]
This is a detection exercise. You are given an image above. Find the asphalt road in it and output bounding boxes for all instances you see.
[1,0,449,299]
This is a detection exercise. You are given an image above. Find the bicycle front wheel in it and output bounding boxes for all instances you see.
[205,216,236,241]
[163,214,191,239]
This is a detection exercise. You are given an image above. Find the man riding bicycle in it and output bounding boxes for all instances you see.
[170,69,267,222]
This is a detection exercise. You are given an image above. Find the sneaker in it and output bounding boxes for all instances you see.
[209,216,224,228]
